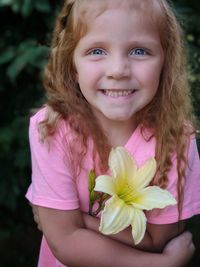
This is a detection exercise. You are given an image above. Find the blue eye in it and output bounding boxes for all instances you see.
[89,48,105,55]
[130,48,147,56]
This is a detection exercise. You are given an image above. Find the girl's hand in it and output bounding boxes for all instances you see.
[163,231,195,267]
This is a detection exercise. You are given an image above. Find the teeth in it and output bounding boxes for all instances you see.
[103,90,134,97]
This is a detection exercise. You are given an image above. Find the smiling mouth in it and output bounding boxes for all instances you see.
[101,89,136,97]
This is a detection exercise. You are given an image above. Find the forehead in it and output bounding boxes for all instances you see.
[71,0,164,47]
[73,0,163,28]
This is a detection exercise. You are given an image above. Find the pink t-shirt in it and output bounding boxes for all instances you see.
[26,108,200,267]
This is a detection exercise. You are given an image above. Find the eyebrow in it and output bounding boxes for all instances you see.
[81,39,161,50]
[129,41,162,49]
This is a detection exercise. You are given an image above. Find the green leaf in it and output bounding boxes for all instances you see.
[5,40,49,80]
[0,47,15,64]
[11,0,22,13]
[88,169,96,192]
[21,0,34,17]
[0,0,12,6]
[28,45,50,68]
[6,50,32,80]
[35,0,51,13]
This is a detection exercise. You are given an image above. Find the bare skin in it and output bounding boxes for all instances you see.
[83,213,185,252]
[32,205,195,267]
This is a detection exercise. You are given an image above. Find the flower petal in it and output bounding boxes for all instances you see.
[99,194,134,235]
[131,209,147,245]
[109,147,137,185]
[94,175,115,196]
[132,186,177,210]
[133,158,156,190]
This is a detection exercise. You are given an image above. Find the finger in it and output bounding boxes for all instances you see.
[177,231,192,243]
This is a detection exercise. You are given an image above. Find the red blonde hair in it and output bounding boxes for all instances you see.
[38,0,197,216]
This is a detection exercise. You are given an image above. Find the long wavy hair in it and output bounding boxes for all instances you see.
[38,0,196,216]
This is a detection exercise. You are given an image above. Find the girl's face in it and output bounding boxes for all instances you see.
[74,6,164,130]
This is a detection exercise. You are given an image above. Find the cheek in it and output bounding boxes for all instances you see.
[78,63,102,83]
[141,64,162,88]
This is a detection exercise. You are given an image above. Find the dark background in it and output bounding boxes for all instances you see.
[0,0,199,266]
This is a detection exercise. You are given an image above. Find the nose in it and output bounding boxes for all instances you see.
[106,54,131,80]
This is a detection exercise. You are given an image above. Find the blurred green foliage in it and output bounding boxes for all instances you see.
[0,0,199,266]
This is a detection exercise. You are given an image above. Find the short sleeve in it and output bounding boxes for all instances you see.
[25,109,79,210]
[146,135,200,224]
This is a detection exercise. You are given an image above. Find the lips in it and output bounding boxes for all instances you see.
[100,89,135,97]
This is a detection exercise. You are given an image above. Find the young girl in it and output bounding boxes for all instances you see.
[26,0,199,266]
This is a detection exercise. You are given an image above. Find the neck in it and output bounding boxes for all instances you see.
[97,117,138,147]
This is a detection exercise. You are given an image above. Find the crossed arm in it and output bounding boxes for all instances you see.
[34,205,194,267]
[83,212,184,252]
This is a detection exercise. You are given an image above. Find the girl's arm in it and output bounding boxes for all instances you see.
[32,204,184,253]
[83,213,184,252]
[37,206,193,267]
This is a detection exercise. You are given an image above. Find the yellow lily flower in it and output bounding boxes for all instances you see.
[94,147,177,245]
